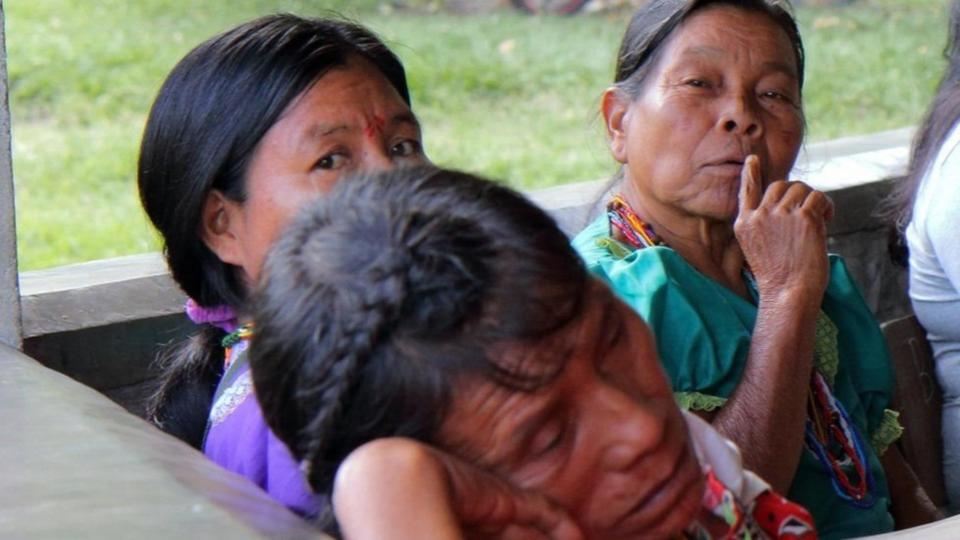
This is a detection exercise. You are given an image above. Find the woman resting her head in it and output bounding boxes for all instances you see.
[887,0,960,513]
[572,0,939,536]
[250,166,817,539]
[137,14,427,515]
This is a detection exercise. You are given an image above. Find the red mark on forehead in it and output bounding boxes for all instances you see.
[363,114,385,139]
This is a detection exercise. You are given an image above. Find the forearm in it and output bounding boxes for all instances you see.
[333,438,581,540]
[333,439,464,540]
[709,290,820,492]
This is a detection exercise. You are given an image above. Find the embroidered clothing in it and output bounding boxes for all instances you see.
[204,341,323,517]
[685,412,817,539]
[574,214,898,539]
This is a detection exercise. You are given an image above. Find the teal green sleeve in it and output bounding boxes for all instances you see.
[574,217,896,429]
[573,217,752,402]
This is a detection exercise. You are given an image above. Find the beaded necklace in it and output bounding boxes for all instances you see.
[221,323,254,370]
[606,196,876,508]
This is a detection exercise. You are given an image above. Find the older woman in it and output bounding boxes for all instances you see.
[572,0,938,537]
[137,14,428,516]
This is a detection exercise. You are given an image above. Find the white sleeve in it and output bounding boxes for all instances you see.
[683,410,770,504]
[922,135,960,292]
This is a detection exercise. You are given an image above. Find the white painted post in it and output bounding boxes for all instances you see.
[0,0,22,349]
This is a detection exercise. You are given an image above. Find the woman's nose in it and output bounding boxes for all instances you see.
[361,148,395,171]
[719,93,762,138]
[590,387,667,471]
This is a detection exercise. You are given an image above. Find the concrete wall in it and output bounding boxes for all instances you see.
[19,253,189,416]
[0,2,20,349]
[16,129,915,415]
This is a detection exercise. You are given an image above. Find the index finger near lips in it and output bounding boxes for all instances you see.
[738,155,763,213]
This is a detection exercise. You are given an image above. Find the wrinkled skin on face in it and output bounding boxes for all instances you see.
[605,5,804,228]
[439,280,705,539]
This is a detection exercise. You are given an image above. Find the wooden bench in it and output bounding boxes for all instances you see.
[881,314,948,508]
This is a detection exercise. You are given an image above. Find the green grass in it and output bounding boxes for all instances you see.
[6,0,949,270]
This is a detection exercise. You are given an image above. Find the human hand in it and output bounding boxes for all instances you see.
[734,155,833,304]
[333,438,583,540]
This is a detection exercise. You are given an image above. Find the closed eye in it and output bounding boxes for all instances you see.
[597,313,625,359]
[529,421,566,458]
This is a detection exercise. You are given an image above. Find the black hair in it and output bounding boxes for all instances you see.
[884,0,960,263]
[249,166,587,528]
[613,0,804,98]
[139,14,411,447]
[593,0,805,196]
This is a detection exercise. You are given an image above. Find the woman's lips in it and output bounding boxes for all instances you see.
[612,441,704,533]
[701,160,745,176]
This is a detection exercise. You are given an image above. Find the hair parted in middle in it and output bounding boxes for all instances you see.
[613,0,805,99]
[250,166,588,498]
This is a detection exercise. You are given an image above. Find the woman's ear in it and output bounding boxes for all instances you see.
[200,190,245,267]
[601,87,630,164]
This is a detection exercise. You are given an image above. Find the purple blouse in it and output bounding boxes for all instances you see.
[203,340,323,516]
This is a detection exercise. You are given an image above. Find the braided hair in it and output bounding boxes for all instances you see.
[250,167,587,526]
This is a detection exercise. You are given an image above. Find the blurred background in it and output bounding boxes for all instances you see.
[5,0,947,270]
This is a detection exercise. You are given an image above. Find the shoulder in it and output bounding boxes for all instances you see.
[913,121,960,225]
[573,215,692,296]
[929,121,960,184]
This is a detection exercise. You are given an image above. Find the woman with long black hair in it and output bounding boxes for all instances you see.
[888,0,960,513]
[138,14,428,516]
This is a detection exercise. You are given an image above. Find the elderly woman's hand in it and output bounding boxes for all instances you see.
[333,437,583,540]
[734,155,834,304]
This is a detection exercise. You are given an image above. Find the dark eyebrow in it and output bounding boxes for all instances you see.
[305,123,349,140]
[303,111,420,142]
[388,111,421,132]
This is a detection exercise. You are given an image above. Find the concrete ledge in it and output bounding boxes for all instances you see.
[21,314,193,416]
[19,252,185,338]
[0,343,328,540]
[796,129,912,192]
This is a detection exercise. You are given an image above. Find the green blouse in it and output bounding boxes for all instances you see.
[573,214,899,539]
